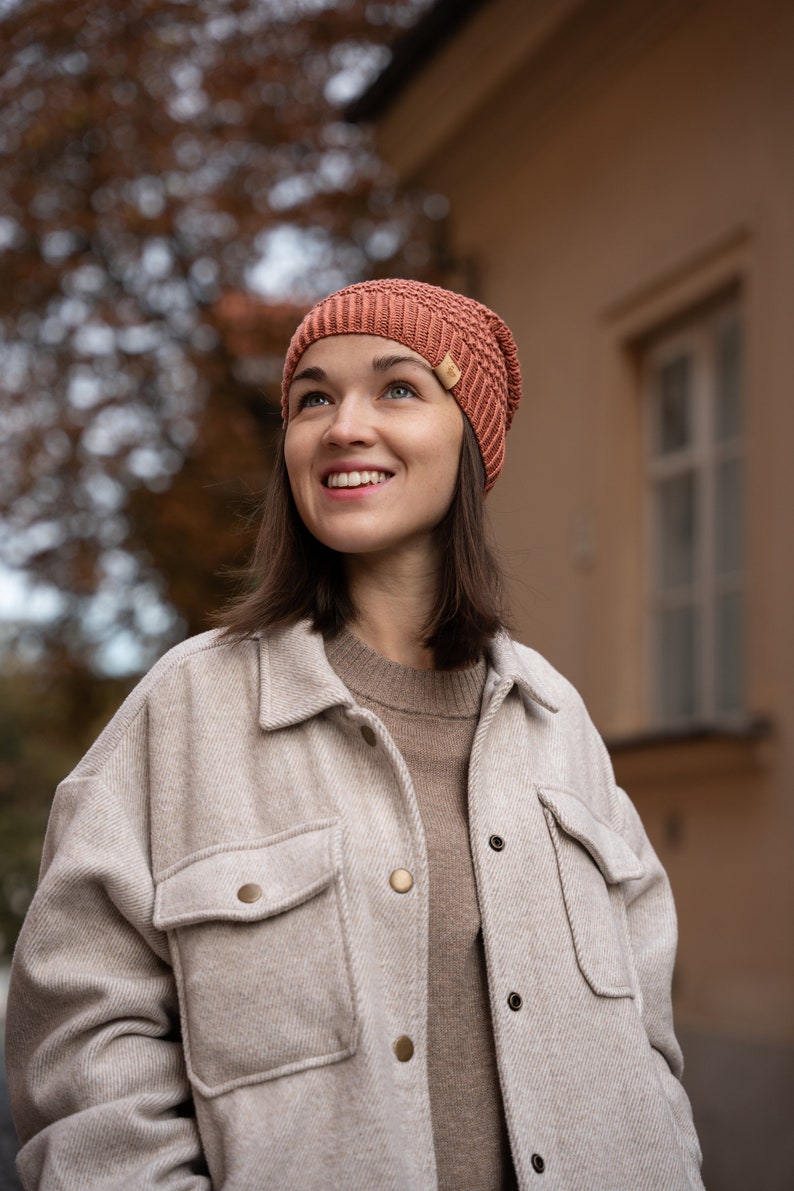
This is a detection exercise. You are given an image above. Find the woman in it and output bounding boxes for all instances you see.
[6,279,704,1189]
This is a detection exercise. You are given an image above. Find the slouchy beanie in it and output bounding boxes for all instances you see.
[281,278,522,494]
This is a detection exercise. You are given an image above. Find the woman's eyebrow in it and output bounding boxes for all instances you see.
[289,365,327,387]
[372,353,434,375]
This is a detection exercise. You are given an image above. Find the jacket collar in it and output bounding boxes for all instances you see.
[487,630,559,714]
[259,622,355,731]
[258,621,558,731]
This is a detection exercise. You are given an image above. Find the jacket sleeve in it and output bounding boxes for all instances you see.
[5,770,210,1191]
[616,786,705,1190]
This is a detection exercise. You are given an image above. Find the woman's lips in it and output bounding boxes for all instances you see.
[324,469,391,489]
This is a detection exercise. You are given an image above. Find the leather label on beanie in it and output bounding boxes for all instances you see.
[433,352,462,390]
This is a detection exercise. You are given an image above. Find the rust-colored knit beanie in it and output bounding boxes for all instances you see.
[281,278,522,494]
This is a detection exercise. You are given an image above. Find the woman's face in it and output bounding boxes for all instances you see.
[284,334,464,567]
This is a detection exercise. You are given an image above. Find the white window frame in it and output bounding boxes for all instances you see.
[644,300,744,728]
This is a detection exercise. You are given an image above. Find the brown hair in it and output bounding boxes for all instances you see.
[220,418,506,668]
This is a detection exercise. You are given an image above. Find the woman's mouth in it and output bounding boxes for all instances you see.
[324,470,391,489]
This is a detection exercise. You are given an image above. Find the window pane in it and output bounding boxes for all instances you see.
[658,604,698,722]
[657,471,696,588]
[715,590,743,714]
[716,457,743,575]
[715,318,742,442]
[655,354,692,454]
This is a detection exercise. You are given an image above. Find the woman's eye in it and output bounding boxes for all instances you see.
[383,382,415,400]
[298,391,331,409]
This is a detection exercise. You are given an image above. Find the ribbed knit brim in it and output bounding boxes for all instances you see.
[281,278,522,494]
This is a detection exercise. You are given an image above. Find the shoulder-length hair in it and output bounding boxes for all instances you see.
[220,417,506,668]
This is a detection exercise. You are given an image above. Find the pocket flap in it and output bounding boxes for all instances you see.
[153,820,340,930]
[537,786,644,883]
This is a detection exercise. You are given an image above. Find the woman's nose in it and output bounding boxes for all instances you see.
[322,395,376,446]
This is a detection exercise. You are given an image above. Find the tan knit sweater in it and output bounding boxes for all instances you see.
[326,631,515,1191]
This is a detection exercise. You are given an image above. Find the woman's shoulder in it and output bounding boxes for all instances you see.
[126,626,259,706]
[69,630,261,781]
[494,633,590,718]
[142,627,257,686]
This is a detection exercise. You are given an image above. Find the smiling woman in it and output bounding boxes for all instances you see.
[221,281,516,670]
[5,279,705,1191]
[283,334,464,600]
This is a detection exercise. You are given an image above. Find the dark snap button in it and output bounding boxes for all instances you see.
[507,991,523,1011]
[488,834,505,851]
[531,1153,545,1173]
[360,724,377,747]
[393,1035,414,1062]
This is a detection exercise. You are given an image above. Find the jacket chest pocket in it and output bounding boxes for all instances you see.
[538,786,644,999]
[153,819,357,1097]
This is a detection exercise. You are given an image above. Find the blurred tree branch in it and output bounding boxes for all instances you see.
[0,0,447,672]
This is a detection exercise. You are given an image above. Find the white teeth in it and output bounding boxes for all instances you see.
[327,470,388,489]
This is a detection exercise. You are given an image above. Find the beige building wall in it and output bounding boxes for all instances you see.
[367,0,794,1186]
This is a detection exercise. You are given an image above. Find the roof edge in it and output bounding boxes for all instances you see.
[346,0,488,123]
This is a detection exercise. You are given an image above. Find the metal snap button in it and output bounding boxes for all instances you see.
[237,883,262,903]
[507,991,523,1011]
[531,1153,545,1173]
[489,834,505,851]
[360,724,377,747]
[393,1035,414,1062]
[389,869,414,893]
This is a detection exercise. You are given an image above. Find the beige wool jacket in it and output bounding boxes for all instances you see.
[6,623,704,1190]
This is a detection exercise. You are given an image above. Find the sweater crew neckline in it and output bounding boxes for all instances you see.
[325,629,486,719]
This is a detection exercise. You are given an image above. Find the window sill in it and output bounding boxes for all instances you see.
[605,717,773,788]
